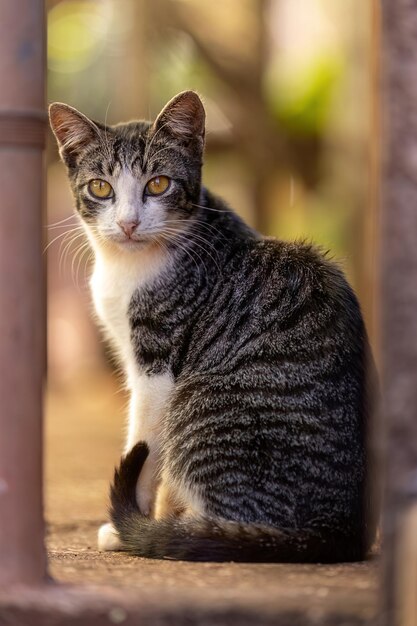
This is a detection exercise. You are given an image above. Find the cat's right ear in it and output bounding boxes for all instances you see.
[152,91,206,144]
[49,103,99,165]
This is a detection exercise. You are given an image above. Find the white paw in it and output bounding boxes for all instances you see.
[98,522,122,551]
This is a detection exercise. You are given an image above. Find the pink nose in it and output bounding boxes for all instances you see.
[117,220,139,238]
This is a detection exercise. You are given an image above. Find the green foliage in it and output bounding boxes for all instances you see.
[48,1,110,74]
[266,56,343,135]
[149,31,215,109]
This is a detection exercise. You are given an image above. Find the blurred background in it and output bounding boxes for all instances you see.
[45,0,379,478]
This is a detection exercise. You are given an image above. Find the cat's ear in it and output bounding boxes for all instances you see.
[49,103,100,165]
[153,91,205,142]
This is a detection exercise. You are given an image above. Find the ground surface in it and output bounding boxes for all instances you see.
[40,373,379,625]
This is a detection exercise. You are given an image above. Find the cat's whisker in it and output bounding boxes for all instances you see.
[58,230,82,261]
[157,231,205,282]
[143,221,220,275]
[56,227,88,275]
[180,237,220,276]
[158,218,228,253]
[168,218,226,240]
[161,230,209,283]
[47,214,78,228]
[177,240,205,283]
[192,202,230,213]
[71,242,86,289]
[143,146,173,165]
[190,219,226,237]
[59,232,88,279]
[164,225,219,255]
[158,226,222,274]
[43,228,83,254]
[46,221,79,231]
[164,222,222,251]
[45,224,82,232]
[75,241,93,288]
[148,233,169,263]
[71,239,92,289]
[57,234,73,276]
[83,251,94,285]
[73,238,90,270]
[154,222,206,241]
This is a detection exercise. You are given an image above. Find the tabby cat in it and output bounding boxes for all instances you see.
[49,91,376,562]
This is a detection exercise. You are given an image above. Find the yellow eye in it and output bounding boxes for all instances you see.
[88,179,113,199]
[146,176,170,196]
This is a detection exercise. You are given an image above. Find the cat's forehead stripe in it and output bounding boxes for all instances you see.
[129,155,141,172]
[92,129,192,179]
[107,128,149,174]
[91,159,104,175]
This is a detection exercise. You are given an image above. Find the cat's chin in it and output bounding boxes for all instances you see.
[108,237,153,253]
[120,240,150,251]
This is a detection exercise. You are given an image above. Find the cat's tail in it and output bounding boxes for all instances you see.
[109,443,366,563]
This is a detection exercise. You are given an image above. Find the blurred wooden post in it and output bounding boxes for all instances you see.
[380,0,417,624]
[364,0,380,352]
[0,1,46,585]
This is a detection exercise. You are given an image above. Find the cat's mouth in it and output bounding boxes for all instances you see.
[106,232,155,250]
[101,225,182,251]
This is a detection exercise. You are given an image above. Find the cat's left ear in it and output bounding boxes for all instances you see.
[49,103,100,165]
[153,91,205,143]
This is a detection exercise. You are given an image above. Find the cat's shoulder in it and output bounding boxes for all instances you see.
[247,237,357,308]
[248,236,337,274]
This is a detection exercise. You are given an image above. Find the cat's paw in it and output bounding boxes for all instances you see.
[98,522,122,551]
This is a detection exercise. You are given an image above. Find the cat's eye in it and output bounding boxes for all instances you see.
[88,179,114,199]
[145,176,170,196]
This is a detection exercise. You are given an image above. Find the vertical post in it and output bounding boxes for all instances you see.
[380,0,417,624]
[0,1,46,585]
[364,0,380,352]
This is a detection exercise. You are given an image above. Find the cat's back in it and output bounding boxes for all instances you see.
[238,236,357,313]
[250,237,365,349]
[192,234,365,371]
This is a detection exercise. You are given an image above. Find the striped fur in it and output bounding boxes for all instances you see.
[110,442,368,562]
[50,91,377,562]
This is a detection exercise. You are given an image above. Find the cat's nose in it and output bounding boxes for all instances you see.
[117,220,139,238]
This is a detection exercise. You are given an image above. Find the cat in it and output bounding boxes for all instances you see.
[49,90,377,562]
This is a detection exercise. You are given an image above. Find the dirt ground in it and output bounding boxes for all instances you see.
[43,372,379,625]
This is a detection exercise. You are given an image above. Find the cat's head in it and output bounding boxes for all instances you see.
[49,91,205,252]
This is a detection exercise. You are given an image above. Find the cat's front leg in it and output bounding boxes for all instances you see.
[98,371,173,551]
[124,371,174,515]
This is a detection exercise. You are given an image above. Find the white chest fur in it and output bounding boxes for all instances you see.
[90,243,169,377]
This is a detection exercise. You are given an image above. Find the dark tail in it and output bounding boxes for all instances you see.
[110,443,366,563]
